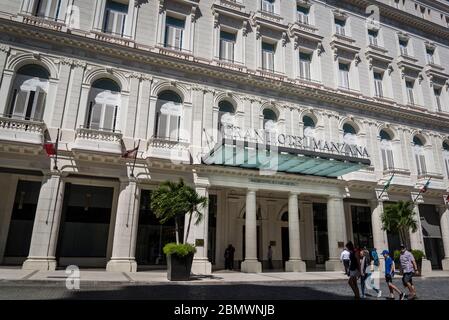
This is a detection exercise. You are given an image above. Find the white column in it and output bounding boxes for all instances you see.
[285,193,306,272]
[106,178,140,272]
[185,180,212,275]
[409,202,432,274]
[23,173,65,271]
[370,199,389,272]
[0,45,10,88]
[0,70,14,115]
[440,205,449,270]
[325,196,347,271]
[241,189,262,273]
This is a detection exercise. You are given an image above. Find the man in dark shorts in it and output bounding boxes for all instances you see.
[382,250,404,300]
[399,244,419,300]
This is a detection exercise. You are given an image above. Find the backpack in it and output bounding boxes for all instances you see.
[371,250,379,267]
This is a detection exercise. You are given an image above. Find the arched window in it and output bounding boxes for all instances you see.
[8,64,50,121]
[218,100,235,131]
[303,115,315,137]
[413,135,424,146]
[443,141,449,151]
[263,108,277,131]
[281,211,288,222]
[86,78,121,131]
[155,90,183,141]
[380,129,394,170]
[343,123,357,135]
[413,135,426,175]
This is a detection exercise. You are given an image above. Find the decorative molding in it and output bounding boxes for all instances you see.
[0,44,10,53]
[126,72,153,81]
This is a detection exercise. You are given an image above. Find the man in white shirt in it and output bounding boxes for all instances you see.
[340,247,351,276]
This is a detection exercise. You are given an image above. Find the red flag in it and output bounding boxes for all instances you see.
[44,142,56,157]
[420,179,431,193]
[122,146,138,159]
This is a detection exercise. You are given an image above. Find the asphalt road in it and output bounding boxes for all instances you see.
[0,277,448,300]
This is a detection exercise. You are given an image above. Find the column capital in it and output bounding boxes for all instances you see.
[247,188,257,193]
[328,195,343,201]
[289,192,299,197]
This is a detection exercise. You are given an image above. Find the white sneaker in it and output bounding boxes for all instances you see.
[377,290,382,298]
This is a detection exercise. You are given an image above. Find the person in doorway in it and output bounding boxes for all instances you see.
[382,250,404,300]
[268,245,274,270]
[346,241,361,299]
[399,244,419,300]
[340,247,351,276]
[360,248,382,298]
[224,244,235,270]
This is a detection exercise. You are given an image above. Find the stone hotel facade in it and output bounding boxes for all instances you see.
[0,0,449,274]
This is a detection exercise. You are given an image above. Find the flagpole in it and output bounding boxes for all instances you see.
[378,172,395,200]
[413,177,431,204]
[53,128,60,171]
[130,139,140,178]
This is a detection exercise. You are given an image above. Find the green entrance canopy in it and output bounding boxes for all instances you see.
[203,139,371,178]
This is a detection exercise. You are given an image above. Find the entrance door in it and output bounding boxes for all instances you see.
[420,204,444,270]
[281,227,289,267]
[351,206,374,249]
[313,203,329,265]
[3,181,40,265]
[135,190,184,269]
[56,184,114,268]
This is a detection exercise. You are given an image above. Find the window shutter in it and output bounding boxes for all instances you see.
[103,105,115,131]
[387,149,394,169]
[415,154,421,174]
[227,41,234,62]
[33,90,46,121]
[89,103,102,130]
[381,149,387,170]
[12,90,28,118]
[157,110,168,139]
[174,28,182,50]
[419,155,427,174]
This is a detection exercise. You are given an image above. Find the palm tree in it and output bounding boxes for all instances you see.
[150,179,208,245]
[381,200,418,247]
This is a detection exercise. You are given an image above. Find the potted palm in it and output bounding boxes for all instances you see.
[150,179,208,281]
[382,201,424,275]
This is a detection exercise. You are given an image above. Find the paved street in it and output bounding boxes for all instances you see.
[1,276,448,300]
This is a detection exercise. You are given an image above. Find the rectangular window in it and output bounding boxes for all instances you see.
[426,48,435,64]
[297,6,310,24]
[299,52,311,80]
[261,0,275,13]
[406,80,415,105]
[434,88,442,111]
[219,31,236,62]
[368,29,378,46]
[374,72,383,97]
[165,16,185,50]
[262,42,275,72]
[339,63,350,89]
[34,0,62,20]
[399,39,408,55]
[335,18,346,36]
[103,0,128,36]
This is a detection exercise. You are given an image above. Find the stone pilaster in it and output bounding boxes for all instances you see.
[439,205,449,270]
[285,192,306,272]
[409,202,432,275]
[241,189,262,273]
[23,173,65,271]
[325,196,347,271]
[106,178,140,272]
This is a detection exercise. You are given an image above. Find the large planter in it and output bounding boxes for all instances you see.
[166,253,194,281]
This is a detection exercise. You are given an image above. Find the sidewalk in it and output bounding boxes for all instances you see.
[1,267,449,285]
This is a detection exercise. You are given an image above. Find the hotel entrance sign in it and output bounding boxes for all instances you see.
[203,126,371,178]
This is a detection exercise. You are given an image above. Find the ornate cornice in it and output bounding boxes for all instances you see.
[0,44,10,53]
[55,57,86,68]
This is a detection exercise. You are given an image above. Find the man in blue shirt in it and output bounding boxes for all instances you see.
[382,250,404,300]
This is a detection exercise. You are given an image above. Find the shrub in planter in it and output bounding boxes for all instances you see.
[164,243,197,281]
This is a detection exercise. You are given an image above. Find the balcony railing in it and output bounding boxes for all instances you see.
[75,126,122,143]
[19,12,66,31]
[91,29,135,47]
[0,115,47,145]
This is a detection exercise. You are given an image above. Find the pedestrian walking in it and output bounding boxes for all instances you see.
[399,244,419,300]
[346,241,361,299]
[382,250,404,300]
[340,247,351,276]
[267,245,274,270]
[360,248,382,298]
[224,244,235,270]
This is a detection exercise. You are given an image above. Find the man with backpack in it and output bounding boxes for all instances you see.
[382,250,405,300]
